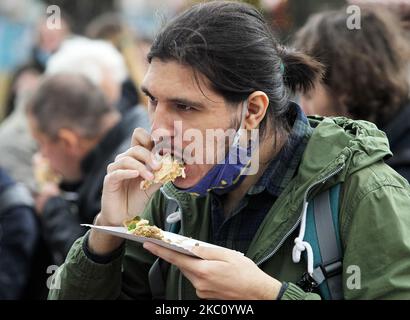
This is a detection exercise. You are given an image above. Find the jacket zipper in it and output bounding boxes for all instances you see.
[255,162,345,266]
[159,186,184,300]
[160,162,344,297]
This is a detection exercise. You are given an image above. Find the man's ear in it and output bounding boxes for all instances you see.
[57,128,80,154]
[245,91,269,130]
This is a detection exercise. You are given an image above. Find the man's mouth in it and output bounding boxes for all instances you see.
[158,148,185,165]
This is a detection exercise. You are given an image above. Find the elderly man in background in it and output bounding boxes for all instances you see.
[0,37,144,193]
[28,73,149,265]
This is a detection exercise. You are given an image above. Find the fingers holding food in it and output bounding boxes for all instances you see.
[140,153,186,190]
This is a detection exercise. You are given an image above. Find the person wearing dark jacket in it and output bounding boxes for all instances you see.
[0,168,39,299]
[27,73,149,265]
[293,6,410,182]
[383,103,410,181]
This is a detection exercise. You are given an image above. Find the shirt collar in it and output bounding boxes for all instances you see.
[248,102,313,197]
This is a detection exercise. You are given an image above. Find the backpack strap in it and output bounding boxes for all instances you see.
[312,185,343,299]
[148,199,180,299]
[302,184,343,300]
[0,183,34,216]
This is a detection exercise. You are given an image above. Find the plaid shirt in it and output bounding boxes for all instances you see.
[210,103,313,254]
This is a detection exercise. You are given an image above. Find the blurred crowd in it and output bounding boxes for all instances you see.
[1,0,410,299]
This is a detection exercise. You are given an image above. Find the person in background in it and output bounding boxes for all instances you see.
[45,37,127,109]
[85,13,150,112]
[293,6,410,181]
[0,12,71,190]
[27,73,149,265]
[3,63,43,118]
[1,13,71,119]
[0,167,38,299]
[349,0,410,27]
[30,15,72,73]
[0,63,42,191]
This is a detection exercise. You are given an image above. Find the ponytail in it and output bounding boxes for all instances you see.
[278,47,324,94]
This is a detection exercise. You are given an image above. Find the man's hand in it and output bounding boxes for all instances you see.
[89,128,162,256]
[143,242,282,300]
[35,182,60,215]
[99,127,162,227]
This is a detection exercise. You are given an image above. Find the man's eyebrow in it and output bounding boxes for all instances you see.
[168,97,205,109]
[141,86,154,99]
[141,85,205,109]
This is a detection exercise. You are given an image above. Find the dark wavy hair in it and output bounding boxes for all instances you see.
[147,1,323,136]
[293,6,410,127]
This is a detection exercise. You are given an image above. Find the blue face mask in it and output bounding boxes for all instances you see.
[178,101,255,197]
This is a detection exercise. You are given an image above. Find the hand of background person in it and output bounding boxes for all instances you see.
[34,182,61,215]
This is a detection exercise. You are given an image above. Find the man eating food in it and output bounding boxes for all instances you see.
[49,1,410,300]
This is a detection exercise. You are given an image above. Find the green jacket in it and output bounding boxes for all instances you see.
[49,117,410,300]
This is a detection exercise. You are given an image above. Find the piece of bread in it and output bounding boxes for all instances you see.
[33,155,62,190]
[140,153,185,190]
[123,216,164,240]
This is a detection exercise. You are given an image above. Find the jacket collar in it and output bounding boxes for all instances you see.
[161,115,391,263]
[249,102,312,197]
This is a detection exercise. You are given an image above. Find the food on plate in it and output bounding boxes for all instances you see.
[123,216,164,240]
[140,153,185,190]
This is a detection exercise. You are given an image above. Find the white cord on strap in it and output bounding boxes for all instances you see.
[292,201,314,276]
[166,211,182,224]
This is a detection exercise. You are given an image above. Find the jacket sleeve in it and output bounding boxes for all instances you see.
[0,206,39,299]
[41,196,86,265]
[48,194,160,300]
[341,183,410,299]
[280,283,321,300]
[47,234,123,300]
[47,233,157,300]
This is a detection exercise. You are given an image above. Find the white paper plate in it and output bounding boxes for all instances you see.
[81,224,229,258]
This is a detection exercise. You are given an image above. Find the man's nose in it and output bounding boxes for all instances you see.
[150,103,175,136]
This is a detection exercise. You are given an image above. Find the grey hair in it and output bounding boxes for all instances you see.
[46,37,128,86]
[27,73,114,139]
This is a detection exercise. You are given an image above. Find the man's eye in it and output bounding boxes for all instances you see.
[176,104,193,111]
[148,96,158,106]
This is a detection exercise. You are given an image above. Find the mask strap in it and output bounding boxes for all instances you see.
[232,100,249,146]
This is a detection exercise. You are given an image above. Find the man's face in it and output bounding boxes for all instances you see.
[141,59,241,189]
[37,19,69,54]
[28,116,83,182]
